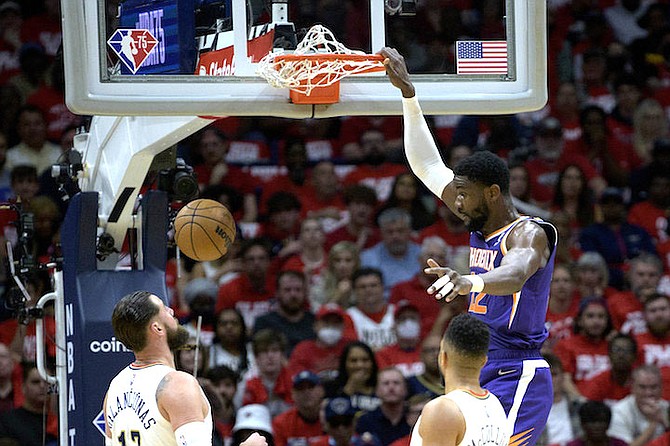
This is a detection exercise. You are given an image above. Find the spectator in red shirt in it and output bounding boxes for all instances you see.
[608,253,663,335]
[301,161,346,230]
[20,0,61,59]
[260,138,309,216]
[192,127,258,223]
[375,301,423,378]
[573,252,617,303]
[280,218,327,308]
[341,129,407,203]
[272,370,325,446]
[325,184,380,252]
[582,333,637,405]
[0,343,22,414]
[288,303,353,382]
[241,329,294,417]
[417,204,470,271]
[634,293,670,400]
[627,171,670,244]
[545,264,580,353]
[215,238,276,331]
[389,236,455,340]
[555,298,613,401]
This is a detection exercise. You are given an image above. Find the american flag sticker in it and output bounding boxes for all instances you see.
[456,41,508,74]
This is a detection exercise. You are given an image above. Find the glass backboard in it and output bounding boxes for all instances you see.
[62,0,547,117]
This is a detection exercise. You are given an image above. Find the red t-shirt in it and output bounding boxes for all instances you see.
[21,14,62,58]
[545,293,580,351]
[554,334,610,395]
[324,225,381,252]
[634,331,670,400]
[389,276,442,340]
[580,369,631,404]
[242,366,294,406]
[375,344,423,377]
[342,164,408,202]
[26,85,80,143]
[608,291,645,335]
[288,337,351,377]
[272,407,324,446]
[628,201,669,244]
[215,274,276,328]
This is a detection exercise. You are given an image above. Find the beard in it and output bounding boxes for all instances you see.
[464,205,489,232]
[166,324,191,350]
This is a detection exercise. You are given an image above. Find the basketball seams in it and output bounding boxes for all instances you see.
[174,198,235,261]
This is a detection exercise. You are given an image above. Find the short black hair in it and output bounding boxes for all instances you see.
[267,191,301,213]
[352,267,383,286]
[343,184,378,206]
[454,151,510,194]
[111,291,160,352]
[578,400,611,425]
[443,313,489,358]
[608,333,637,355]
[206,365,240,385]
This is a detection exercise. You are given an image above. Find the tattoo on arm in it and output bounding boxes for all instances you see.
[156,374,171,400]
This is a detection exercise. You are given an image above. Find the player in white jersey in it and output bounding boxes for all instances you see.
[103,290,213,446]
[410,313,510,446]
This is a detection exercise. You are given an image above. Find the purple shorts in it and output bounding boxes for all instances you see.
[480,351,552,446]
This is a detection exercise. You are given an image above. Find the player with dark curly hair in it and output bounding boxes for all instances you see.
[381,47,558,446]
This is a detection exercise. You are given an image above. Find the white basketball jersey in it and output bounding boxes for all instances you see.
[410,389,510,446]
[105,363,212,446]
[346,305,397,351]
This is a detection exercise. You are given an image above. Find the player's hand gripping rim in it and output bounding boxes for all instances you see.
[424,258,475,301]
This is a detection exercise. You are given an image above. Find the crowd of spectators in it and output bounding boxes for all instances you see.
[1,0,670,445]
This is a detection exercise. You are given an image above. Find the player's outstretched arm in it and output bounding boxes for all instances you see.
[425,221,551,300]
[379,47,457,213]
[417,397,464,446]
[157,370,212,446]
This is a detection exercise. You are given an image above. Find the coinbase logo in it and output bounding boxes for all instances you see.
[89,337,130,353]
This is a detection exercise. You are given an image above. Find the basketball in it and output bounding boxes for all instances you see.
[174,199,236,261]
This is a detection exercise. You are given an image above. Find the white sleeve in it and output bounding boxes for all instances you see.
[174,421,212,446]
[402,96,454,199]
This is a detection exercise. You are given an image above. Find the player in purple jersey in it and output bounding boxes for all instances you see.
[381,47,556,446]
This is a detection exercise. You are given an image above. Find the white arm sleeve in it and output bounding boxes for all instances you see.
[174,421,212,446]
[402,96,454,199]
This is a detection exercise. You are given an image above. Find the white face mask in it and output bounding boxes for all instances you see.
[317,327,343,346]
[396,319,421,340]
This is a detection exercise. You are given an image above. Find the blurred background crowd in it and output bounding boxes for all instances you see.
[0,0,670,445]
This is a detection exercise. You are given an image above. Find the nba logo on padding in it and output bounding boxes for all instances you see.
[107,29,158,74]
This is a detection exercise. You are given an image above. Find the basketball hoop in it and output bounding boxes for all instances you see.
[257,25,386,104]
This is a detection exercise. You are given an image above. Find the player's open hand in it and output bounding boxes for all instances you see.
[424,258,472,302]
[378,47,415,98]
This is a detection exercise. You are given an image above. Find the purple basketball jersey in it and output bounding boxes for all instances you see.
[468,216,557,352]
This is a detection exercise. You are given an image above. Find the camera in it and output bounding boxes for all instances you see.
[157,158,199,202]
[384,0,416,16]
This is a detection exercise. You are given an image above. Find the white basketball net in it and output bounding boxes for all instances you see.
[257,25,384,95]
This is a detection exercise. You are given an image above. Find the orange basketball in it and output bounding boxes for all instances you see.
[174,199,236,261]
